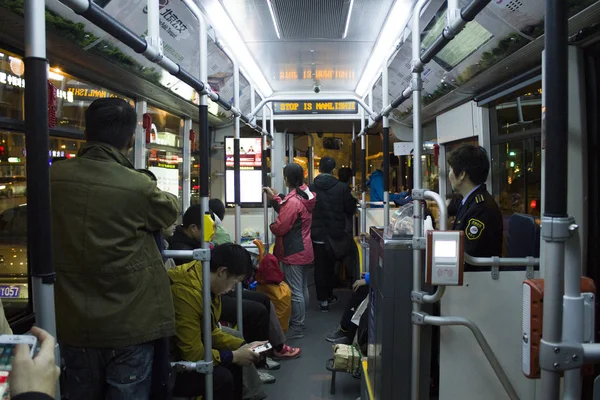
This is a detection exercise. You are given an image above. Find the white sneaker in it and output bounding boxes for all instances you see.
[258,370,276,384]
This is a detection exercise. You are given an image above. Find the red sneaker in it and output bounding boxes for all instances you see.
[273,344,301,359]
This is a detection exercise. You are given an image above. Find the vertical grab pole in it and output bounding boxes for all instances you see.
[198,15,213,400]
[308,133,315,184]
[382,59,390,235]
[563,226,584,399]
[540,0,569,398]
[352,124,356,190]
[411,1,428,399]
[233,60,243,336]
[352,124,357,238]
[24,2,60,398]
[360,107,368,274]
[262,107,270,250]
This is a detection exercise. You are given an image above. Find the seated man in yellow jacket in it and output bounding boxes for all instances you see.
[170,243,265,400]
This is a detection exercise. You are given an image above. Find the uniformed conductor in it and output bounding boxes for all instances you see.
[447,144,503,259]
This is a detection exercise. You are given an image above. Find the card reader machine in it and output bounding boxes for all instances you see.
[425,231,465,286]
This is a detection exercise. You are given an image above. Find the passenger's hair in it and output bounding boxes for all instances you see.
[319,156,336,174]
[447,144,490,185]
[209,198,226,221]
[210,243,252,277]
[338,167,352,184]
[283,163,305,188]
[182,205,202,228]
[85,98,137,150]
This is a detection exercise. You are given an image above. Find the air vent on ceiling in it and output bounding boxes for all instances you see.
[506,0,523,12]
[494,0,524,12]
[268,0,354,39]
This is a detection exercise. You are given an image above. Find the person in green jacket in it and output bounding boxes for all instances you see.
[209,198,233,245]
[170,243,265,399]
[50,98,181,399]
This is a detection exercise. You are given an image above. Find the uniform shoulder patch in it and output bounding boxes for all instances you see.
[475,194,485,204]
[465,218,485,240]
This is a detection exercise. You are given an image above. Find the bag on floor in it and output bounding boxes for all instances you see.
[332,344,361,373]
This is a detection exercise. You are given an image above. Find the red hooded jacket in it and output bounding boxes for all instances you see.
[270,184,316,265]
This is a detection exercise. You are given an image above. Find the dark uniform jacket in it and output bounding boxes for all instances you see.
[451,184,503,265]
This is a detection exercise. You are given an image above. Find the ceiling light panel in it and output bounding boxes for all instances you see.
[268,0,354,39]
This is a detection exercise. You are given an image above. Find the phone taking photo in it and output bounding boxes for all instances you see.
[251,342,272,354]
[0,334,38,371]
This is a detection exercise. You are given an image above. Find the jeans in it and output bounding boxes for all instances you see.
[281,263,310,330]
[221,290,270,343]
[62,342,154,400]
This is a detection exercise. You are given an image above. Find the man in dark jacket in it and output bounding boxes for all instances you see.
[310,157,357,312]
[50,98,180,398]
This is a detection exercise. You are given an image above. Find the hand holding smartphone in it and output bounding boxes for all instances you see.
[251,342,272,354]
[7,327,60,398]
[0,335,37,371]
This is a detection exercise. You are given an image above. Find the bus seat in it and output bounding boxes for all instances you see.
[506,213,541,259]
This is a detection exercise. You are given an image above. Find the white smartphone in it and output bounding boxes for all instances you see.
[0,335,38,371]
[251,342,273,354]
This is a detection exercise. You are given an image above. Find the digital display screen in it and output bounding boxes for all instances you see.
[225,170,263,204]
[434,240,457,258]
[225,137,262,168]
[272,101,358,115]
[224,136,264,206]
[421,9,493,71]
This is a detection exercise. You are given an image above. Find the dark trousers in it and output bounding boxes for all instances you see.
[172,364,243,400]
[221,290,270,343]
[340,285,369,338]
[314,242,338,302]
[62,342,154,400]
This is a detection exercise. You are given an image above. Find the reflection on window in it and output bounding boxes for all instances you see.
[147,105,183,148]
[492,82,542,135]
[145,106,183,203]
[0,131,83,320]
[0,49,25,120]
[1,48,133,127]
[146,148,183,200]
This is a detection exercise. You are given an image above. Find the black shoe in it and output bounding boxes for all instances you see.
[328,295,339,306]
[326,329,351,344]
[320,303,329,312]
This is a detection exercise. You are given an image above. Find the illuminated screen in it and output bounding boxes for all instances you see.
[421,10,493,71]
[225,137,262,167]
[272,101,358,115]
[434,240,457,258]
[225,170,263,204]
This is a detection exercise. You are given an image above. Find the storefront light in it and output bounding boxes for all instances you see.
[8,157,20,163]
[48,70,64,81]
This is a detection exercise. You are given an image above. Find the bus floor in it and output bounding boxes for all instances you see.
[263,286,360,400]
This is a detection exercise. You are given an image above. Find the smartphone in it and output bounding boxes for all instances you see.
[0,335,38,371]
[252,342,273,354]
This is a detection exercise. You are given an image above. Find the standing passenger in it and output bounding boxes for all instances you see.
[310,157,357,311]
[447,144,503,257]
[264,163,316,340]
[50,98,180,399]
